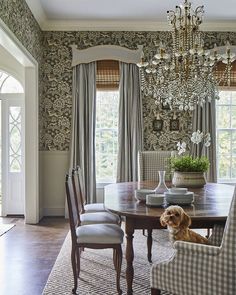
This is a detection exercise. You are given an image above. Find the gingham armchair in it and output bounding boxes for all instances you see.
[138,151,176,182]
[151,186,236,295]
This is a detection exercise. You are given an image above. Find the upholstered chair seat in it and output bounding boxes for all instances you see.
[84,203,106,213]
[80,211,120,225]
[76,223,124,244]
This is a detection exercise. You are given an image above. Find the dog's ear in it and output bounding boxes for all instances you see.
[180,211,191,229]
[160,212,167,227]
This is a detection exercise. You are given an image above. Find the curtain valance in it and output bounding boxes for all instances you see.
[71,44,143,67]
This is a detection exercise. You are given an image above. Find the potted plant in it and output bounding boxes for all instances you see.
[171,131,211,188]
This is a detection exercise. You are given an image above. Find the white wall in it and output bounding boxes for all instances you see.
[39,151,106,217]
[96,186,104,203]
[39,151,69,217]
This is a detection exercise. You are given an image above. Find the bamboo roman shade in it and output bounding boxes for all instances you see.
[214,60,236,87]
[96,60,120,90]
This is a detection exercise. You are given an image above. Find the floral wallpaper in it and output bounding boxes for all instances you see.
[0,0,42,63]
[41,31,236,151]
[0,1,236,151]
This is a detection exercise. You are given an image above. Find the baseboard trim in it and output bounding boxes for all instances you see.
[39,207,44,220]
[43,207,65,216]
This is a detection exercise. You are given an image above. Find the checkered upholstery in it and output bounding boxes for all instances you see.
[151,186,236,295]
[138,151,175,182]
[208,224,225,246]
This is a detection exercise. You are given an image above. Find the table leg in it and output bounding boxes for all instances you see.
[126,222,134,295]
[147,229,153,263]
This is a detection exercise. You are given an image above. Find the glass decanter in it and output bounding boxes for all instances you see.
[155,170,168,194]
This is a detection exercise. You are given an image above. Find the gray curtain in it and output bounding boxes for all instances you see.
[117,62,143,182]
[70,62,97,203]
[191,100,217,182]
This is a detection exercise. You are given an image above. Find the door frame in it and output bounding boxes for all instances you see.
[0,20,39,224]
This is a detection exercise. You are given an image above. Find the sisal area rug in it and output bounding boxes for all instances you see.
[43,229,174,295]
[0,223,15,237]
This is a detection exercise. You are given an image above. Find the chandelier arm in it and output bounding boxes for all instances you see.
[195,6,204,20]
[167,10,177,26]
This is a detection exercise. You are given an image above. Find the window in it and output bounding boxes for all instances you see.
[95,60,120,183]
[96,90,119,183]
[0,72,23,93]
[216,90,236,182]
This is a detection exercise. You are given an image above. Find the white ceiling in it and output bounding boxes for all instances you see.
[25,0,236,31]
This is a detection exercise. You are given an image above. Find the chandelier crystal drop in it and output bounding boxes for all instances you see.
[137,0,235,111]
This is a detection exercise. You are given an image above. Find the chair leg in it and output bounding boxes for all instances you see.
[76,247,81,278]
[71,247,78,294]
[206,228,210,238]
[113,249,117,271]
[114,246,123,295]
[147,229,153,263]
[151,288,161,295]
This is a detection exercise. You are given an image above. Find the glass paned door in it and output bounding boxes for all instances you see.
[1,94,25,215]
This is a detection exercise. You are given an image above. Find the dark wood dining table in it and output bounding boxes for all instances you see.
[104,181,234,295]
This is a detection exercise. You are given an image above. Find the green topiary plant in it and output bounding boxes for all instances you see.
[171,155,210,173]
[173,130,211,173]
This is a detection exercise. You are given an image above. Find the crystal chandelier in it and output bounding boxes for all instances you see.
[137,0,235,111]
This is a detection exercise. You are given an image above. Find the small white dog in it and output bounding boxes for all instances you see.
[160,205,209,244]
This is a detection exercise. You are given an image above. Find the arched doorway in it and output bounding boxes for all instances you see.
[0,21,39,224]
[0,71,25,215]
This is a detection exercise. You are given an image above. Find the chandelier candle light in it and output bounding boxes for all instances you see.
[137,0,235,111]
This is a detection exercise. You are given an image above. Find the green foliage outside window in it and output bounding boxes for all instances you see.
[96,91,119,182]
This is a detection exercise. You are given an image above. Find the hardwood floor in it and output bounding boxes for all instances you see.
[0,217,69,295]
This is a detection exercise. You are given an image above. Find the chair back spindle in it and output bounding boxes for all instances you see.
[72,168,85,214]
[76,166,87,206]
[65,174,81,241]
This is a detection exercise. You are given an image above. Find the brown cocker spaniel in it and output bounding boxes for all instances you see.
[160,205,209,244]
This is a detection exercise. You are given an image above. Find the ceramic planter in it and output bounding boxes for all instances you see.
[172,171,206,188]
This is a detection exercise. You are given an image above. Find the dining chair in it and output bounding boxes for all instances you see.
[138,150,175,257]
[138,150,176,182]
[150,186,236,295]
[71,168,120,225]
[75,166,107,213]
[65,173,124,294]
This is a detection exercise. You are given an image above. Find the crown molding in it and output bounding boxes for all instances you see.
[40,20,236,32]
[24,0,47,28]
[201,22,236,32]
[41,20,169,31]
